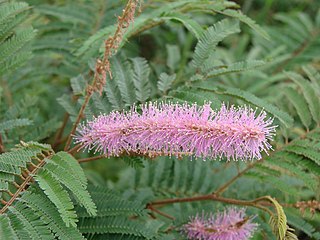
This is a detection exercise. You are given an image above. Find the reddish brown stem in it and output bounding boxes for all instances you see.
[0,157,49,214]
[68,144,82,155]
[151,195,274,216]
[147,204,175,220]
[53,113,70,149]
[214,162,257,195]
[78,155,107,163]
[64,93,92,151]
[64,1,141,151]
[0,134,4,153]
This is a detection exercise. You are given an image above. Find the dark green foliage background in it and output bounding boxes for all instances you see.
[0,0,320,239]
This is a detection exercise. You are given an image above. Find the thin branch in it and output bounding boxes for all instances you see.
[0,134,5,153]
[75,149,193,162]
[68,144,82,155]
[53,136,68,148]
[0,154,51,214]
[0,80,13,106]
[64,94,91,151]
[63,0,141,151]
[53,113,69,149]
[147,204,175,220]
[78,155,107,163]
[274,29,319,73]
[150,194,274,216]
[214,162,257,195]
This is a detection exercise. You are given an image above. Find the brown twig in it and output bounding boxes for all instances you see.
[150,195,274,216]
[53,113,69,149]
[63,0,141,151]
[0,152,52,214]
[147,204,175,220]
[64,94,91,151]
[68,144,82,155]
[78,155,107,163]
[0,134,4,153]
[295,200,320,215]
[274,29,319,73]
[214,162,257,195]
[76,149,193,163]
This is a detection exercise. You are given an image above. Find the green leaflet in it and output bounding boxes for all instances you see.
[286,209,320,239]
[160,12,203,39]
[74,0,231,59]
[0,1,35,75]
[1,0,320,239]
[6,210,31,240]
[70,74,86,96]
[0,27,36,66]
[130,57,151,103]
[89,234,145,240]
[302,65,320,89]
[158,72,176,94]
[282,86,312,129]
[97,54,153,110]
[77,186,146,218]
[0,145,44,193]
[285,145,320,166]
[44,160,96,216]
[77,186,161,239]
[267,197,289,240]
[0,148,40,167]
[36,4,93,25]
[205,60,266,78]
[52,152,87,188]
[35,168,78,227]
[112,56,137,106]
[105,75,124,110]
[0,214,16,240]
[0,118,32,133]
[193,83,294,128]
[57,94,80,122]
[117,157,219,196]
[264,154,318,191]
[171,88,221,108]
[35,151,97,227]
[21,190,85,240]
[166,44,181,72]
[8,202,53,240]
[285,71,320,123]
[0,2,28,21]
[217,9,270,40]
[191,18,240,69]
[79,216,162,239]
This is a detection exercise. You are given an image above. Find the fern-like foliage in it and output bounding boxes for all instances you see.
[1,0,320,239]
[253,10,320,69]
[0,142,96,239]
[77,186,162,239]
[0,1,35,75]
[191,18,240,69]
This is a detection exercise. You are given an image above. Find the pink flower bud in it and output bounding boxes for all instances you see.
[181,208,258,240]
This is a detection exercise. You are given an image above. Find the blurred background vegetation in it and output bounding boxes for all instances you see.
[1,0,320,239]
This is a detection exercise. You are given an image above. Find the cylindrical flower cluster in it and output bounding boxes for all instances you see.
[181,208,258,240]
[75,102,276,160]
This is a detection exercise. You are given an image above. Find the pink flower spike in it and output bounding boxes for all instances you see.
[181,208,258,240]
[74,102,276,160]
